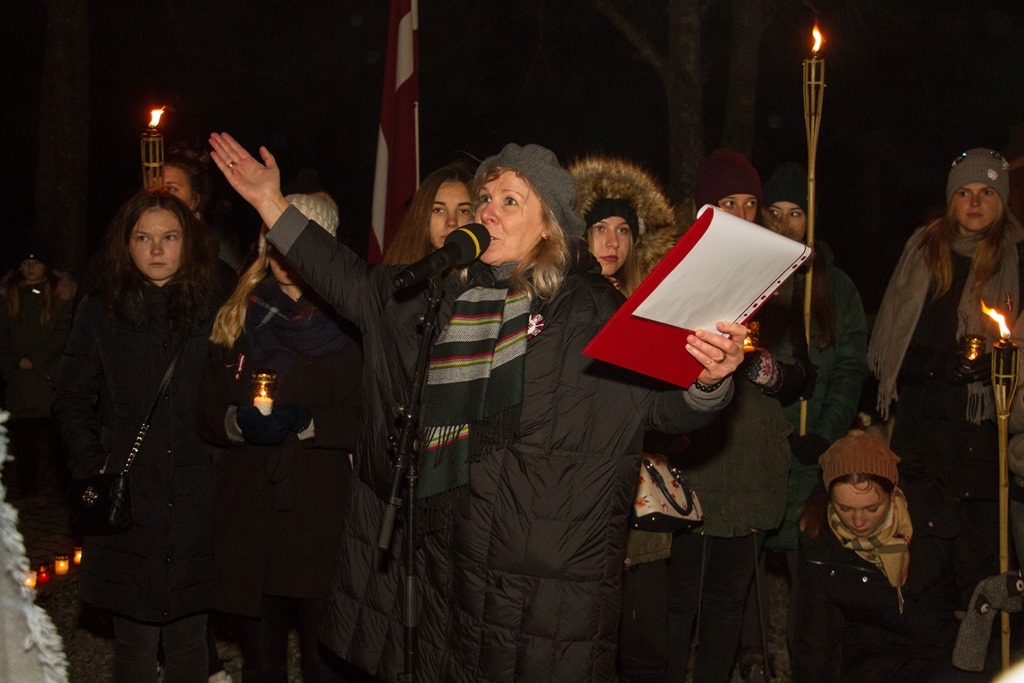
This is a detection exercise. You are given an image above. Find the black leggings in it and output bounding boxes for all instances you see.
[239,595,346,682]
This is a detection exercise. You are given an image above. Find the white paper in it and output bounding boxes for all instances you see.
[632,205,810,331]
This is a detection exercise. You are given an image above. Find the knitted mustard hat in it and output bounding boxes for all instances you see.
[475,143,585,239]
[694,148,762,209]
[946,148,1010,206]
[819,432,900,490]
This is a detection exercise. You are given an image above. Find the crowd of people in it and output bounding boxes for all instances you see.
[0,137,1021,682]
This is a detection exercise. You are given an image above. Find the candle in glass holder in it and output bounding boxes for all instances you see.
[23,570,37,589]
[743,321,760,352]
[73,546,83,565]
[962,334,986,361]
[36,564,52,585]
[252,370,277,416]
[54,554,70,575]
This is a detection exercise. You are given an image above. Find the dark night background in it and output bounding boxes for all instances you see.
[5,0,1024,314]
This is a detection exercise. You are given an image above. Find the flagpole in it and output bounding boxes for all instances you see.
[369,0,420,263]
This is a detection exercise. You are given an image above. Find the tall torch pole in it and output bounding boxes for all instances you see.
[800,24,825,435]
[986,303,1019,671]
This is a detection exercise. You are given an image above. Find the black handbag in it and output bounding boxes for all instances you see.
[68,340,186,536]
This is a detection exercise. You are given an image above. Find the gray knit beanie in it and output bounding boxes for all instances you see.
[946,148,1010,206]
[475,143,585,239]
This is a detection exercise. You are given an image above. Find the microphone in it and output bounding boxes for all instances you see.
[392,223,491,289]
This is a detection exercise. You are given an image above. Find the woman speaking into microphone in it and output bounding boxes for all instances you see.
[209,132,746,683]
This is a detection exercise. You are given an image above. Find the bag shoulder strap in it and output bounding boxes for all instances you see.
[119,336,190,475]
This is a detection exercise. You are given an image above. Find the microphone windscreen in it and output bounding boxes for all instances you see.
[445,224,491,266]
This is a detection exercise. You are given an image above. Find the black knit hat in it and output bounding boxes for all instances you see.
[476,143,585,239]
[16,235,50,264]
[585,198,640,241]
[763,162,808,212]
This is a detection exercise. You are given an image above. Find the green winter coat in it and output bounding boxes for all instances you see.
[765,244,868,552]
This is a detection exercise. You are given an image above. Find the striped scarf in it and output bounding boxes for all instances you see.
[829,488,913,612]
[418,286,530,499]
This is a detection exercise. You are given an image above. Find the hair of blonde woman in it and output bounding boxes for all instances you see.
[209,234,271,347]
[921,197,1009,300]
[383,162,475,265]
[465,167,570,301]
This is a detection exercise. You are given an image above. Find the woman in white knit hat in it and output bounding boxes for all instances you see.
[199,191,363,681]
[868,148,1024,570]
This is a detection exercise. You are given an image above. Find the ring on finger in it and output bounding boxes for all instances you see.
[228,161,236,168]
[714,352,726,364]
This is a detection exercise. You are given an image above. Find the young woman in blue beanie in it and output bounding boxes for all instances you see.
[208,131,748,682]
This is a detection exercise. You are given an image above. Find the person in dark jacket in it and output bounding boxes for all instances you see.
[869,148,1024,570]
[792,431,992,682]
[0,238,72,495]
[209,132,747,682]
[53,188,233,682]
[198,191,364,681]
[664,150,815,683]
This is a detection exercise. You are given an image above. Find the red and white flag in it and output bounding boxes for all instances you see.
[368,0,419,263]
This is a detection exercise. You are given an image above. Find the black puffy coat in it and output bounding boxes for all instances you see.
[791,480,990,682]
[266,207,734,682]
[196,320,363,617]
[53,283,229,623]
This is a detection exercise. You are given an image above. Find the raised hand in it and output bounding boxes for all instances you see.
[208,132,290,227]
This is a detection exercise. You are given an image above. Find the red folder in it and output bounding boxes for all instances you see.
[583,206,810,387]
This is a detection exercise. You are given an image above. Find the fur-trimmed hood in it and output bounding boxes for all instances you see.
[568,155,680,277]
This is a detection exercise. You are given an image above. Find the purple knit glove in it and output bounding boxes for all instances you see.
[741,349,782,393]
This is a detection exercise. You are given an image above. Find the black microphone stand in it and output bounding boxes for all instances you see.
[377,274,444,682]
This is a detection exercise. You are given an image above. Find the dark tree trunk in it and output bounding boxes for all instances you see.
[720,0,764,156]
[665,0,703,217]
[35,0,90,276]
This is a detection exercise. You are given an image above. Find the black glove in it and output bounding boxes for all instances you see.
[236,404,312,446]
[789,432,831,465]
[941,351,992,385]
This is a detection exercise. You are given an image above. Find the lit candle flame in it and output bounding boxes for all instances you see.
[811,23,823,54]
[148,108,165,128]
[982,301,1011,338]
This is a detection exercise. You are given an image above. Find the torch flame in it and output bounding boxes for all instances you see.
[982,301,1011,338]
[148,108,165,128]
[812,23,823,54]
